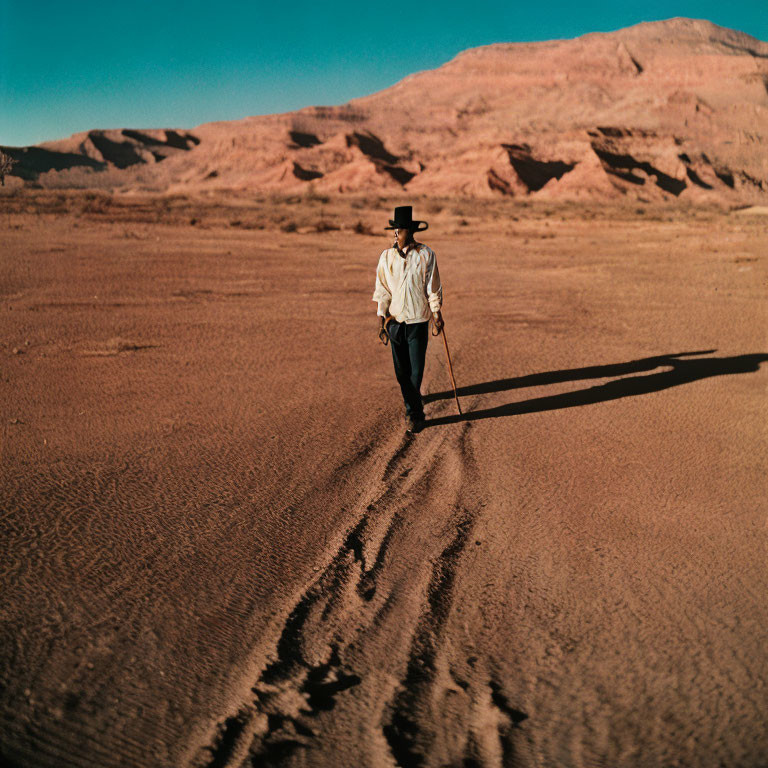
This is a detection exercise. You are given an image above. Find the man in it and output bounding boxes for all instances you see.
[373,205,444,434]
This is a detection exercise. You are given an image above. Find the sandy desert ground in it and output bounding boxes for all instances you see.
[1,190,766,767]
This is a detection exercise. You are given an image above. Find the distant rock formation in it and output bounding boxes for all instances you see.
[3,129,199,186]
[3,18,767,202]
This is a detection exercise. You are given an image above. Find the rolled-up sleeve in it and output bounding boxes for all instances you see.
[372,251,391,317]
[425,249,442,314]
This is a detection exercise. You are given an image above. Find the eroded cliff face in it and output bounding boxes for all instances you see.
[4,18,768,202]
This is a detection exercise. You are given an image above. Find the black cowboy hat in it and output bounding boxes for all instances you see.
[384,205,428,232]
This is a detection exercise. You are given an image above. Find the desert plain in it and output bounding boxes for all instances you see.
[0,188,766,767]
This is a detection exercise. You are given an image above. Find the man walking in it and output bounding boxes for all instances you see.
[373,205,443,434]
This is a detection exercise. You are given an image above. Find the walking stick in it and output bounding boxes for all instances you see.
[433,317,462,416]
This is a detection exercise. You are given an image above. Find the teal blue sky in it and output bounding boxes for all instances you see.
[1,0,766,147]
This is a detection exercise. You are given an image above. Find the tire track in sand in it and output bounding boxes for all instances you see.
[194,418,462,768]
[378,424,531,768]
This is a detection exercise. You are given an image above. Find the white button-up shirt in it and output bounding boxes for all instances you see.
[372,243,442,323]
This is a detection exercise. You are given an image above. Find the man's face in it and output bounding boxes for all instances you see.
[395,228,412,248]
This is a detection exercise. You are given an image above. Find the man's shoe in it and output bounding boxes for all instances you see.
[405,415,424,434]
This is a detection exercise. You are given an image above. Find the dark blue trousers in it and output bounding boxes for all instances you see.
[387,320,429,421]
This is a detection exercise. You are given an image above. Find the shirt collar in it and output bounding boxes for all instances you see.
[397,242,421,255]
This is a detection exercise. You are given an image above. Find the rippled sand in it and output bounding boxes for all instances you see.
[1,192,766,767]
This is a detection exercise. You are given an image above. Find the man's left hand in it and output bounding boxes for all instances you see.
[432,311,444,334]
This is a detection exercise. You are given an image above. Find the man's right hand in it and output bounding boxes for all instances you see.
[378,316,389,345]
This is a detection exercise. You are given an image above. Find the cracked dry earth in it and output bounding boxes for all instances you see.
[1,198,767,768]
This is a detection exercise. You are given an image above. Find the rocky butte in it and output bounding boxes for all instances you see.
[4,17,767,203]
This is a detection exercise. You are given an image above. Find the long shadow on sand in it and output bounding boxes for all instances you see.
[423,350,768,427]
